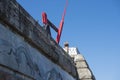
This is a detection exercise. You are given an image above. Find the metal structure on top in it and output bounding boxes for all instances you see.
[42,0,68,44]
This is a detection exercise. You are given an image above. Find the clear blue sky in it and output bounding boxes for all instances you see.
[17,0,120,80]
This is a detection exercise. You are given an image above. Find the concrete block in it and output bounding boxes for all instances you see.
[74,54,85,61]
[75,61,87,68]
[77,68,92,79]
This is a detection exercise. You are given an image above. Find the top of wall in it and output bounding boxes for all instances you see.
[0,0,77,78]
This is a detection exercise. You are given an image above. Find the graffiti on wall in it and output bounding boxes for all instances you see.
[0,38,63,80]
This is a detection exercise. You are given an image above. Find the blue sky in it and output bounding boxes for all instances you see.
[17,0,120,80]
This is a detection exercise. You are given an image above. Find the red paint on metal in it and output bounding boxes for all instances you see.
[56,0,68,44]
[56,20,64,43]
[42,0,68,44]
[42,12,47,24]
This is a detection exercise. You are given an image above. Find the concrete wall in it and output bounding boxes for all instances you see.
[0,0,78,80]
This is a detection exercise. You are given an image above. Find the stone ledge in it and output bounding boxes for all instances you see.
[75,61,87,68]
[0,64,34,80]
[74,54,96,80]
[77,68,92,79]
[0,0,77,78]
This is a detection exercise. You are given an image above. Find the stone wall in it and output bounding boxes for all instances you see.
[74,54,96,80]
[64,46,96,80]
[0,0,78,80]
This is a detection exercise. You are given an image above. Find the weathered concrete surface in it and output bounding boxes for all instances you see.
[0,0,78,80]
[74,54,96,80]
[0,23,76,80]
[66,47,96,80]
